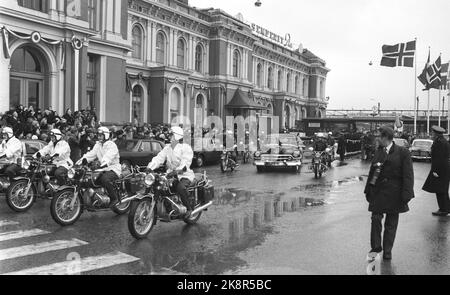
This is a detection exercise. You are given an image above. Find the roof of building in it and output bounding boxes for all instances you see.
[225,88,267,110]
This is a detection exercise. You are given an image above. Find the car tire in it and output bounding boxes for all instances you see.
[196,155,204,168]
[257,166,265,173]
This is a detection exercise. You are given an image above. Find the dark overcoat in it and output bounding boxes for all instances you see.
[364,142,414,214]
[422,136,450,193]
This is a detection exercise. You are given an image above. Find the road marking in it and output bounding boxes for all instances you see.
[0,220,19,227]
[2,251,140,275]
[0,239,88,262]
[0,229,50,242]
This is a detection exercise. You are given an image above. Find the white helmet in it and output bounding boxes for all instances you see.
[170,126,184,141]
[50,129,63,141]
[1,127,13,139]
[97,126,111,140]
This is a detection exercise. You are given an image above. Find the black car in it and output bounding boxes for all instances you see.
[118,139,165,168]
[191,136,223,167]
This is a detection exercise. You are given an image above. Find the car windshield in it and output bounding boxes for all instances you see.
[412,141,432,148]
[393,139,407,147]
[118,140,139,151]
[265,134,299,146]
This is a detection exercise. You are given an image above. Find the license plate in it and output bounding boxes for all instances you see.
[265,162,278,166]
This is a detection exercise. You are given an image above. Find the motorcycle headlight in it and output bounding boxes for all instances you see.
[22,160,30,170]
[145,173,155,187]
[68,168,75,179]
[325,148,331,153]
[309,147,314,152]
[293,150,301,157]
[254,151,261,157]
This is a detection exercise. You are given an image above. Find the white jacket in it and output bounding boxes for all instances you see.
[35,140,73,169]
[0,136,22,165]
[80,140,121,177]
[147,143,195,182]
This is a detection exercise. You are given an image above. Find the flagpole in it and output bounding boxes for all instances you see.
[427,90,430,135]
[414,38,418,135]
[448,59,450,134]
[438,52,442,127]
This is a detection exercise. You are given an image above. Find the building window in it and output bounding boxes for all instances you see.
[132,25,143,60]
[87,91,96,110]
[295,75,299,94]
[267,67,273,89]
[277,70,282,90]
[170,88,182,122]
[195,44,203,73]
[132,85,143,123]
[320,80,324,98]
[303,77,307,97]
[18,0,48,12]
[256,63,262,87]
[286,73,291,93]
[87,0,97,30]
[267,103,273,115]
[156,32,166,65]
[177,39,185,69]
[232,49,241,78]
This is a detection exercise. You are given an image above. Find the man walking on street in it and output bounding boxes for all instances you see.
[422,126,450,216]
[364,126,414,260]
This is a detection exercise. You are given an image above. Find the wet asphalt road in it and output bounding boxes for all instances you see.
[0,157,448,275]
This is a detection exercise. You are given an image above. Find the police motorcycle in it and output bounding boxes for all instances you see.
[125,167,214,239]
[5,153,58,212]
[220,145,239,172]
[49,159,137,226]
[309,147,330,179]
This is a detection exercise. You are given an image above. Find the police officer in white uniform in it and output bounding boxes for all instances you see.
[34,129,73,185]
[76,127,121,207]
[147,126,195,217]
[0,127,23,180]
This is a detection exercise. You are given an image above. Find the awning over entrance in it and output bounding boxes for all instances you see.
[225,88,267,110]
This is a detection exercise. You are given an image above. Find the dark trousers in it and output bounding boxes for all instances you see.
[175,178,192,211]
[370,213,399,254]
[436,192,450,212]
[0,164,21,181]
[97,171,119,204]
[54,167,68,185]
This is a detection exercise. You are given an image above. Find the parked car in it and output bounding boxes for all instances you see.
[0,139,47,168]
[191,134,224,168]
[410,139,433,161]
[393,138,410,148]
[253,133,303,173]
[118,139,165,169]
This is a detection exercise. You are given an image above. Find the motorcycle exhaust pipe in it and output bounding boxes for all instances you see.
[191,201,213,216]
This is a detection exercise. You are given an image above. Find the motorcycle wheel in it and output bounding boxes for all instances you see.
[293,165,301,174]
[183,205,202,225]
[220,160,227,172]
[6,179,36,213]
[112,199,131,215]
[319,171,323,178]
[50,189,82,226]
[314,167,318,179]
[128,199,156,239]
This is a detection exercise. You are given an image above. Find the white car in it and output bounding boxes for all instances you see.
[409,139,433,161]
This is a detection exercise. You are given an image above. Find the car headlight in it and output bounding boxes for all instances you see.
[309,147,314,152]
[254,151,261,157]
[22,160,30,170]
[145,173,155,187]
[68,168,75,179]
[293,150,301,158]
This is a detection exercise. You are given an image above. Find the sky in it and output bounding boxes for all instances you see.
[189,0,450,111]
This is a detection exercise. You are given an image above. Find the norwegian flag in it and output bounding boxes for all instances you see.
[441,62,449,90]
[426,56,442,90]
[380,40,416,67]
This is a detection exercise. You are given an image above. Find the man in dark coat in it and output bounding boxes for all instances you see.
[337,133,346,162]
[422,125,450,216]
[364,126,414,260]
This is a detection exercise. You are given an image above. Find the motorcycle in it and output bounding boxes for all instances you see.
[309,148,329,179]
[49,161,138,226]
[220,147,238,172]
[125,169,214,239]
[362,143,375,161]
[325,145,336,167]
[5,156,58,212]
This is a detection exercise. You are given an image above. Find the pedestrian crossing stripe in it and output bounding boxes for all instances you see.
[2,251,140,275]
[0,229,50,242]
[0,220,19,227]
[0,239,88,262]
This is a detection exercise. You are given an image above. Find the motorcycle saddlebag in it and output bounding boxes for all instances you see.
[128,174,146,193]
[198,184,215,204]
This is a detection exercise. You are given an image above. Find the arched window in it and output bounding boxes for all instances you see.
[177,39,185,69]
[267,67,273,89]
[156,32,166,65]
[232,49,241,78]
[302,108,307,119]
[256,63,262,87]
[132,85,143,123]
[277,70,282,90]
[195,44,203,72]
[295,75,299,94]
[195,94,206,127]
[266,103,273,115]
[131,25,143,60]
[170,87,181,122]
[284,104,291,129]
[286,73,291,93]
